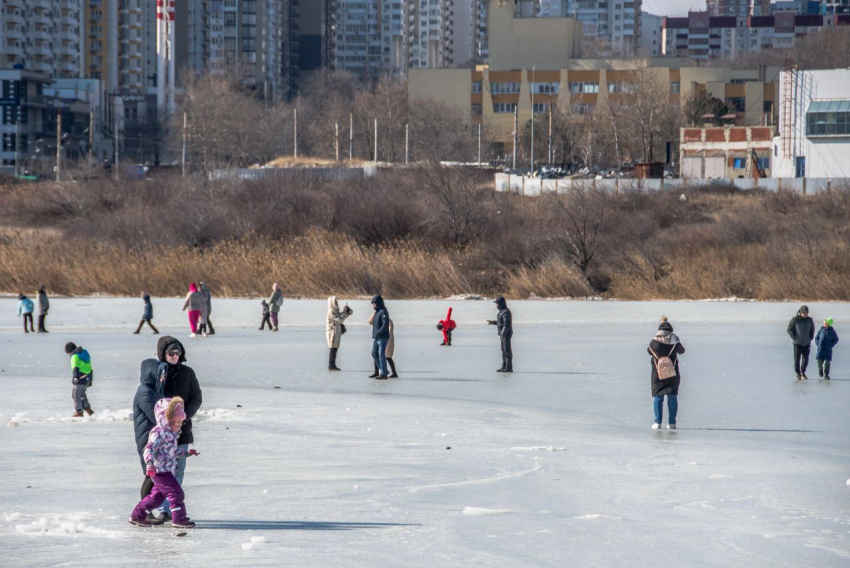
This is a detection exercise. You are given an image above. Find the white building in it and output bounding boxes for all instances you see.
[563,0,642,57]
[1,0,82,79]
[773,68,850,178]
[639,12,662,56]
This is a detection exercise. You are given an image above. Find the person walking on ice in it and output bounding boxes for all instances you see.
[438,307,456,346]
[133,293,159,334]
[815,318,839,380]
[488,296,513,373]
[17,294,34,333]
[268,283,283,331]
[788,305,815,380]
[326,296,352,371]
[198,282,215,335]
[369,295,391,380]
[129,397,199,529]
[65,342,94,417]
[182,283,204,337]
[259,299,273,330]
[648,316,685,430]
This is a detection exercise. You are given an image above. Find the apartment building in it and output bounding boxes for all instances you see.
[640,12,663,56]
[1,0,82,79]
[707,0,770,16]
[563,0,642,57]
[662,11,849,61]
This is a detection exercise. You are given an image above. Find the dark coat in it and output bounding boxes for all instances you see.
[371,295,390,340]
[132,336,202,472]
[815,326,839,361]
[648,336,685,397]
[787,306,815,347]
[37,289,49,315]
[494,296,513,338]
[142,294,153,320]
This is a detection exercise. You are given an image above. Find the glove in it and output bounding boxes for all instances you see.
[146,468,156,478]
[187,449,199,456]
[487,320,496,325]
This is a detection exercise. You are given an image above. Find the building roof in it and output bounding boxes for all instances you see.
[663,17,689,29]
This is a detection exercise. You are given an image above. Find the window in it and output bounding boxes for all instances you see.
[733,158,746,169]
[533,102,549,114]
[572,103,591,115]
[490,82,520,94]
[726,97,745,112]
[493,102,517,114]
[472,81,482,93]
[608,82,630,93]
[806,100,850,137]
[471,103,482,116]
[568,82,598,94]
[670,82,680,94]
[757,157,770,170]
[531,82,559,94]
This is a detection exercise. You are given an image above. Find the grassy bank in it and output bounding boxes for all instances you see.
[1,173,849,300]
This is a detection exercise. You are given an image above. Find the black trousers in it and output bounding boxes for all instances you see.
[260,314,272,330]
[37,313,47,332]
[817,358,831,377]
[500,335,513,370]
[794,344,810,374]
[23,313,34,332]
[134,318,159,333]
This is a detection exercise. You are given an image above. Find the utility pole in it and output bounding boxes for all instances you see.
[349,112,353,161]
[512,105,517,170]
[293,108,298,159]
[334,122,339,162]
[55,110,61,182]
[530,63,537,172]
[14,120,20,177]
[89,110,94,155]
[114,103,119,181]
[478,123,482,166]
[405,123,409,164]
[548,105,553,164]
[181,111,188,177]
[373,118,377,162]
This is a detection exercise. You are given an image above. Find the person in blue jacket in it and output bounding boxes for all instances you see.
[133,293,159,334]
[815,318,839,380]
[17,294,34,333]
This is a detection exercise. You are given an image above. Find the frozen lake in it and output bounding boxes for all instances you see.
[1,298,849,567]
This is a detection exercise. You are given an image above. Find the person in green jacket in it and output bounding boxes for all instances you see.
[65,342,94,417]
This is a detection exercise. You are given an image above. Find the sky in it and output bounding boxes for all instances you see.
[642,0,706,16]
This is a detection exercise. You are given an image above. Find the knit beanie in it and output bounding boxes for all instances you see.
[64,342,77,354]
[826,318,834,326]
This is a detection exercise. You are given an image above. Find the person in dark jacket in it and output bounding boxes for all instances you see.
[65,342,94,417]
[37,285,49,333]
[199,282,215,335]
[133,335,202,523]
[648,316,685,429]
[370,295,390,379]
[133,293,159,334]
[488,296,513,372]
[815,318,839,380]
[787,305,815,380]
[259,299,272,330]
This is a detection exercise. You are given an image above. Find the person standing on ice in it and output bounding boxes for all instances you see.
[129,397,199,529]
[182,283,204,337]
[133,336,202,524]
[259,299,273,330]
[438,307,457,346]
[36,285,49,333]
[369,295,391,379]
[65,342,94,417]
[326,296,352,371]
[815,318,839,380]
[133,293,159,334]
[787,305,815,380]
[17,293,34,333]
[488,296,513,372]
[268,283,283,331]
[369,308,398,378]
[648,316,685,430]
[198,282,215,335]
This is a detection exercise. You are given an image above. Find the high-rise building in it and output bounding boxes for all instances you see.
[1,0,82,79]
[563,0,642,57]
[707,0,770,17]
[300,0,332,73]
[639,12,663,56]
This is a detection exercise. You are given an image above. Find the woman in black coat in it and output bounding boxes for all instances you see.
[647,316,685,430]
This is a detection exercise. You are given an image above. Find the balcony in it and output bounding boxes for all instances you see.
[28,45,53,56]
[58,61,78,73]
[31,13,53,26]
[5,27,25,41]
[6,12,25,25]
[60,30,78,42]
[5,0,25,7]
[4,45,25,56]
[31,0,52,10]
[31,29,52,41]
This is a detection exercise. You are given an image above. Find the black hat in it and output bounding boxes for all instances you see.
[64,342,77,354]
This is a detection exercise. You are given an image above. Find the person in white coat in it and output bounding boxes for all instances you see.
[326,296,352,371]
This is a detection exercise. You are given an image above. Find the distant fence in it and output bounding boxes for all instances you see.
[210,165,377,182]
[494,174,848,195]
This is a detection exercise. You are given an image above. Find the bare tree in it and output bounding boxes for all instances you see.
[546,187,609,289]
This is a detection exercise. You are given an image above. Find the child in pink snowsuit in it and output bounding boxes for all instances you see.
[437,307,457,346]
[130,397,199,528]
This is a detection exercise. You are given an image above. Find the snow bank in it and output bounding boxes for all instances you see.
[195,408,238,422]
[6,413,30,427]
[462,507,512,515]
[13,513,124,539]
[510,446,566,452]
[573,514,622,520]
[46,409,132,423]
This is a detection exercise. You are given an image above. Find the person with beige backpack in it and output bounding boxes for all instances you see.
[648,316,686,430]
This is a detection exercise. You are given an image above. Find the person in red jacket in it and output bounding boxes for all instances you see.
[437,307,457,346]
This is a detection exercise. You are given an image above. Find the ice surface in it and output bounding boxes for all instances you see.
[0,298,849,567]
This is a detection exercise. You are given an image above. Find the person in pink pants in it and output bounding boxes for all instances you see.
[182,283,204,337]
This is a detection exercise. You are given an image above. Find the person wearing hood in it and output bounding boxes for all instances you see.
[647,316,685,430]
[65,342,94,417]
[438,307,457,346]
[198,282,215,335]
[36,285,49,333]
[133,293,159,335]
[259,299,272,330]
[488,296,513,372]
[326,296,353,371]
[17,294,34,333]
[129,397,199,529]
[133,336,202,523]
[815,318,839,380]
[369,295,391,379]
[787,305,815,380]
[268,283,283,331]
[369,308,398,378]
[182,283,204,337]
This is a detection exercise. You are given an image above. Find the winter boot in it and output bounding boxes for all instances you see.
[388,358,398,379]
[72,411,84,418]
[273,326,279,332]
[801,373,809,380]
[145,512,165,525]
[172,519,196,529]
[85,408,94,416]
[128,516,152,528]
[667,424,676,430]
[328,348,341,371]
[207,319,215,335]
[825,374,831,380]
[796,373,802,380]
[369,362,380,379]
